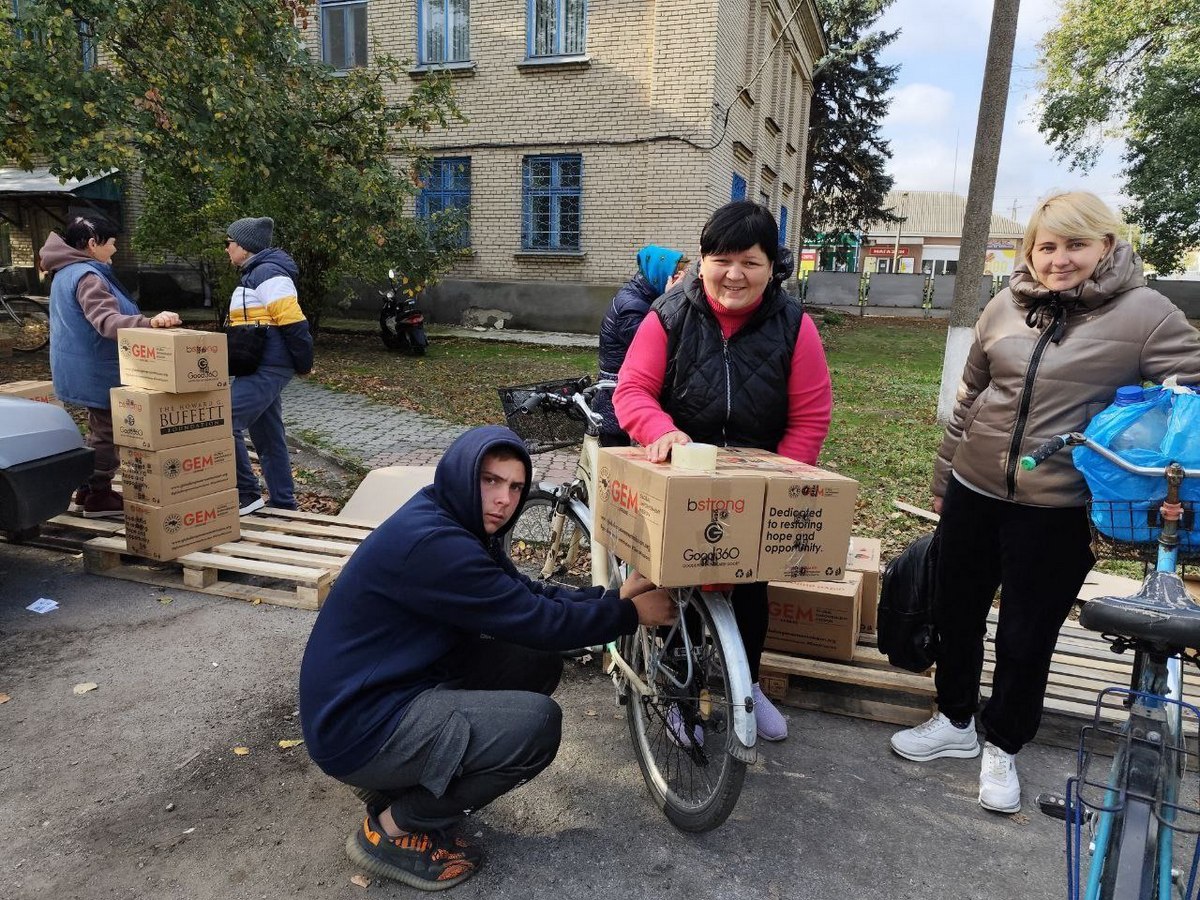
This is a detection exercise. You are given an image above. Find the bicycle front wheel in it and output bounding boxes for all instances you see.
[623,587,747,832]
[6,298,49,352]
[504,490,593,590]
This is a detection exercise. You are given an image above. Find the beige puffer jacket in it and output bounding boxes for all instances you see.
[933,241,1200,507]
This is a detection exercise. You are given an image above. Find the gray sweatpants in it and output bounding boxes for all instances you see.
[341,641,564,832]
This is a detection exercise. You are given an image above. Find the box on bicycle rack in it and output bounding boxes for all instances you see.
[498,377,591,454]
[593,445,766,587]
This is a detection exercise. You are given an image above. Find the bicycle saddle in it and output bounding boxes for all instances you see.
[1080,571,1200,651]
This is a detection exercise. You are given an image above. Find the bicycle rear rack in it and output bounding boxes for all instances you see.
[1066,688,1200,899]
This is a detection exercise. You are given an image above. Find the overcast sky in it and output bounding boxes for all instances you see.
[876,0,1124,225]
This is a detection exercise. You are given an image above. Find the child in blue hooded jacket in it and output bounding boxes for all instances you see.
[299,425,674,890]
[594,244,687,445]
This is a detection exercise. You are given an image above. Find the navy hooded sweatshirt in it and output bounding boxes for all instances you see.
[298,425,639,778]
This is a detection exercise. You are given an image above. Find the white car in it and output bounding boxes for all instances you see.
[0,396,94,539]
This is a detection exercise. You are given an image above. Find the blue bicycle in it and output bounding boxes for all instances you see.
[1022,433,1200,899]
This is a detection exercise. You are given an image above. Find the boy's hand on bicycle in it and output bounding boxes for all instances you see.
[619,571,657,600]
[630,588,677,627]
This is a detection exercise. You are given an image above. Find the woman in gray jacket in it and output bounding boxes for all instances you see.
[889,191,1200,814]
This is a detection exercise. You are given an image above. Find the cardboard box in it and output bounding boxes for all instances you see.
[716,448,859,582]
[847,536,882,633]
[116,328,229,393]
[111,386,232,451]
[0,379,61,406]
[119,438,236,506]
[593,446,766,587]
[124,489,240,561]
[765,571,863,662]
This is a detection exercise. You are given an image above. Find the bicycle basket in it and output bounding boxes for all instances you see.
[498,376,591,454]
[1087,499,1199,565]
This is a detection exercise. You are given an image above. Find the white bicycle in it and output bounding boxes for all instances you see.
[499,377,757,832]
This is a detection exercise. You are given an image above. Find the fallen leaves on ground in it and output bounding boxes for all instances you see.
[350,874,372,888]
[277,739,304,749]
[72,682,98,695]
[232,746,250,756]
[0,693,10,704]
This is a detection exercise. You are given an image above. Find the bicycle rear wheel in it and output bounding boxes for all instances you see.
[6,298,49,352]
[623,587,746,832]
[504,490,592,590]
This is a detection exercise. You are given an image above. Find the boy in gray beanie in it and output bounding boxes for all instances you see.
[226,216,274,255]
[223,216,313,515]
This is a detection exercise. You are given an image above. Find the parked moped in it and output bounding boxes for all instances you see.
[378,268,428,355]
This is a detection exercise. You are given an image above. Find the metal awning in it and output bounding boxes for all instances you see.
[0,167,119,198]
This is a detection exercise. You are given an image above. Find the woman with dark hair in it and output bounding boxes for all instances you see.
[41,214,181,518]
[614,200,833,741]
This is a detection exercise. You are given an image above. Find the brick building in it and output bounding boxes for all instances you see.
[313,0,826,330]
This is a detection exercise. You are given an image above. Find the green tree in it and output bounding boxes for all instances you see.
[0,0,466,321]
[801,0,899,243]
[1038,0,1200,272]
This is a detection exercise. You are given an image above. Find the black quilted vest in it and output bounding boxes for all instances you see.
[653,272,805,452]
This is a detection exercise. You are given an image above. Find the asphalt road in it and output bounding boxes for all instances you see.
[0,541,1077,899]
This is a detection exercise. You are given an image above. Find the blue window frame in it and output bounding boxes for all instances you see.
[731,173,747,201]
[418,0,469,65]
[779,205,789,244]
[321,0,368,71]
[522,155,582,252]
[418,157,471,248]
[527,0,586,59]
[79,20,97,70]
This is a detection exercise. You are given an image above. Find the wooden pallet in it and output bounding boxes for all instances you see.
[80,507,374,611]
[759,639,937,727]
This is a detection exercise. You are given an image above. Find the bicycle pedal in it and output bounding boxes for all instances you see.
[1036,791,1082,822]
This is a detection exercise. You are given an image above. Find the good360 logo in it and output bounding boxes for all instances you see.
[187,357,217,381]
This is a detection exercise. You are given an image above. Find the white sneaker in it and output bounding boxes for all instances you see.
[978,742,1021,813]
[890,712,981,761]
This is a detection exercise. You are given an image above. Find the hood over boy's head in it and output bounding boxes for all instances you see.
[433,425,533,543]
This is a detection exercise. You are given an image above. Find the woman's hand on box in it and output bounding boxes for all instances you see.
[149,311,182,328]
[644,429,690,464]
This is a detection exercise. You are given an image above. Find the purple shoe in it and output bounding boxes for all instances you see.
[667,704,704,748]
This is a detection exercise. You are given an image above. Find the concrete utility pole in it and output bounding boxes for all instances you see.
[936,0,1021,423]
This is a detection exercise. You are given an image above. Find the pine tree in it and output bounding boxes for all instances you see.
[801,0,900,243]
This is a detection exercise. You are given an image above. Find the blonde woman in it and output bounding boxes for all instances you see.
[890,191,1200,813]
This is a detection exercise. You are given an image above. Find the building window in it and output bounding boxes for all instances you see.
[522,154,582,252]
[321,0,368,71]
[779,205,789,244]
[0,223,11,268]
[79,19,97,70]
[418,157,471,247]
[731,174,747,202]
[419,0,469,65]
[527,0,586,59]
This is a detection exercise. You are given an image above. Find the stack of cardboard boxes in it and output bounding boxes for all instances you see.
[594,445,883,664]
[111,328,240,561]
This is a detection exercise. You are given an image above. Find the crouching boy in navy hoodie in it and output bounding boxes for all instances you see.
[299,425,675,891]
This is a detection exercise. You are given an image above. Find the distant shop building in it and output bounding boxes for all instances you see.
[802,189,1026,276]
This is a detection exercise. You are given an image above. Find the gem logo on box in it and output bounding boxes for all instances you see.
[607,478,639,513]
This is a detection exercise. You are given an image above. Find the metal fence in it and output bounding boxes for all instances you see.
[801,271,1009,315]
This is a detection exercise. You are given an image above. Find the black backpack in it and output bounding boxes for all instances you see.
[876,532,940,673]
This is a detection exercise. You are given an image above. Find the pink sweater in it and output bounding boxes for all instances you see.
[613,293,833,464]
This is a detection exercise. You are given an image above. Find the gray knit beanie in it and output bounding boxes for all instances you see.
[226,216,274,254]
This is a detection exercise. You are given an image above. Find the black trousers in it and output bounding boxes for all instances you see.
[933,477,1095,754]
[341,641,564,832]
[673,581,769,682]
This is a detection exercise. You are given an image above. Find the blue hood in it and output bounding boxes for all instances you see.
[432,425,533,544]
[637,245,685,296]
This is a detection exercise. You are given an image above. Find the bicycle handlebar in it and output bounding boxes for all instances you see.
[1021,432,1200,478]
[511,379,616,429]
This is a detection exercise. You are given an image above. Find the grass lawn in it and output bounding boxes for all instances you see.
[307,315,948,555]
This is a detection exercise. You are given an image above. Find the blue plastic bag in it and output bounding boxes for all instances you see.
[1074,386,1200,548]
